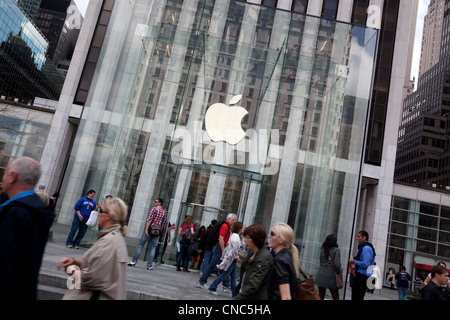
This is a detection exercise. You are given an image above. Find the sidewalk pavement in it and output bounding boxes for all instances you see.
[38,223,400,300]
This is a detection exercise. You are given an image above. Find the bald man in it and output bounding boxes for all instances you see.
[0,157,54,299]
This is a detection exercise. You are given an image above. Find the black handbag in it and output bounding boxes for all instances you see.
[147,214,161,236]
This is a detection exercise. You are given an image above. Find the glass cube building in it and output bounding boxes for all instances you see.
[52,0,380,278]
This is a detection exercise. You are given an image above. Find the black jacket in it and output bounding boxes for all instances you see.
[0,193,54,299]
[267,248,297,300]
[421,281,450,300]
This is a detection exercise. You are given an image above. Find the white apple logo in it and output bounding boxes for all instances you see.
[205,94,248,145]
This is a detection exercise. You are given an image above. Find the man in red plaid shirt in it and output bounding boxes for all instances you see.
[128,198,166,270]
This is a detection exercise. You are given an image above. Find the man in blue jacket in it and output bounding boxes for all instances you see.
[0,157,54,299]
[348,230,376,300]
[66,189,97,249]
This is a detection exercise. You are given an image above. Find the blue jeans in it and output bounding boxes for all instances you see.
[202,250,212,273]
[66,216,88,247]
[177,238,192,270]
[131,231,159,268]
[199,244,229,287]
[208,260,237,296]
[398,286,408,300]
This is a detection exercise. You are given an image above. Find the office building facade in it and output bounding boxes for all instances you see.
[391,0,450,277]
[38,0,418,285]
[0,0,64,103]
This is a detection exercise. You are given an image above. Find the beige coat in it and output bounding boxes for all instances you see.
[63,224,128,300]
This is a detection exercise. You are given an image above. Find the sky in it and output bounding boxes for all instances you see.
[73,0,89,17]
[71,0,429,84]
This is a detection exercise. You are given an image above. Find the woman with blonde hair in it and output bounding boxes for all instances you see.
[267,223,299,300]
[57,197,129,299]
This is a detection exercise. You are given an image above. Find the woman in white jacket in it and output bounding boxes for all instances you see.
[207,221,243,297]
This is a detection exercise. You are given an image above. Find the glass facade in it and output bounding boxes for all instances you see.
[0,107,51,177]
[388,195,450,283]
[57,0,378,276]
[0,0,64,102]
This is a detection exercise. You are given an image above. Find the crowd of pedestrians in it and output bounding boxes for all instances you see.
[0,157,448,301]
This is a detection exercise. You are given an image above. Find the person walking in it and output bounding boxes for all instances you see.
[267,223,299,300]
[315,234,341,300]
[348,230,376,300]
[176,215,195,272]
[421,265,449,300]
[128,198,166,270]
[190,225,205,270]
[57,197,128,300]
[234,224,273,300]
[196,214,237,289]
[198,219,217,273]
[66,189,97,249]
[0,157,54,300]
[395,265,411,300]
[208,222,243,296]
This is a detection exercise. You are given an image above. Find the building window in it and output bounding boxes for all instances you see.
[321,0,339,20]
[291,0,308,13]
[261,0,277,8]
[351,0,370,25]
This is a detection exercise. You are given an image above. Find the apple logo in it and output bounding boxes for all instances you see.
[205,94,248,145]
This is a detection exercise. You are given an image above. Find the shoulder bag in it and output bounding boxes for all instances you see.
[296,268,320,300]
[147,213,161,236]
[328,255,343,289]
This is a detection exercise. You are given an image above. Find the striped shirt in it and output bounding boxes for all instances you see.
[147,206,166,228]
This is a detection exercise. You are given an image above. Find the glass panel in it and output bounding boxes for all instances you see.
[391,208,408,222]
[441,206,450,219]
[390,221,407,235]
[438,244,450,257]
[393,196,415,211]
[292,0,308,13]
[439,231,450,246]
[0,0,64,101]
[440,219,450,232]
[56,0,378,278]
[419,202,439,216]
[418,214,438,228]
[417,227,437,242]
[416,240,436,255]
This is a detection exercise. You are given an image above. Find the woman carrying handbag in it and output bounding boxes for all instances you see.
[315,234,342,300]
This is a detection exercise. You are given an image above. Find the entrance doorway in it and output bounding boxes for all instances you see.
[153,157,263,264]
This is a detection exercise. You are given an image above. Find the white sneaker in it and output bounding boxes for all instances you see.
[209,290,218,296]
[223,287,231,293]
[195,281,207,289]
[127,261,136,266]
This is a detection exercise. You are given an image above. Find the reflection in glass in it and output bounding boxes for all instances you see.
[58,0,378,277]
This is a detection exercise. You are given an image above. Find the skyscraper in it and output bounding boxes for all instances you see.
[395,0,450,191]
[0,0,64,102]
[419,0,445,77]
[17,0,42,20]
[34,0,72,61]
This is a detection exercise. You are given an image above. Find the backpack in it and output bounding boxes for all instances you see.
[181,226,193,243]
[205,221,230,248]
